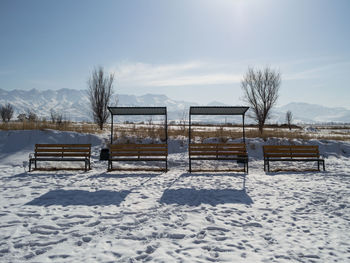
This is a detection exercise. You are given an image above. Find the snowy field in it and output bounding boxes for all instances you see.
[1,130,350,262]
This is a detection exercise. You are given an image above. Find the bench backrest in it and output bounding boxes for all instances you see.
[35,144,91,158]
[189,143,247,157]
[109,144,168,157]
[263,145,319,158]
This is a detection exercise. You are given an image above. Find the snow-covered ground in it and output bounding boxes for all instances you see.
[0,130,350,262]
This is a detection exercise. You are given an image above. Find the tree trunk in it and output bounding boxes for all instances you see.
[258,123,264,135]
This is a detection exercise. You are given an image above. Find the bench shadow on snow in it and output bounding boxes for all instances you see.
[160,172,253,206]
[160,188,252,206]
[25,189,130,206]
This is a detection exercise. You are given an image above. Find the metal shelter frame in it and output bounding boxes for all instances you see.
[107,106,168,144]
[188,106,250,173]
[188,106,250,145]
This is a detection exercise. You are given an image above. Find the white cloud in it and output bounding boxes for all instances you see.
[111,61,242,87]
[110,58,350,88]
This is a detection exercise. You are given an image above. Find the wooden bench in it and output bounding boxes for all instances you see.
[29,144,91,172]
[263,145,325,172]
[108,144,168,171]
[189,143,248,173]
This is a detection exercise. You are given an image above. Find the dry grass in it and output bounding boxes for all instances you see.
[1,121,349,141]
[0,121,104,134]
[112,124,350,142]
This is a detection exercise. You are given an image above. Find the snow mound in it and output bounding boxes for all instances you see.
[0,130,103,166]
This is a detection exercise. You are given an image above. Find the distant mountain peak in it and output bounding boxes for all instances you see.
[207,101,228,106]
[1,89,349,123]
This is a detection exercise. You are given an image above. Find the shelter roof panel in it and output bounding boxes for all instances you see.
[108,107,167,116]
[190,106,249,115]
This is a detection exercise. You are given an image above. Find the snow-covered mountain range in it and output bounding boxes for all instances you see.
[0,88,196,121]
[1,88,350,123]
[273,102,350,123]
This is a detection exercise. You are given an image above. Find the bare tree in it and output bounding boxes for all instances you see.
[0,103,14,122]
[241,67,281,134]
[286,110,293,130]
[17,113,26,122]
[87,66,114,130]
[50,109,63,124]
[50,109,57,123]
[26,109,38,122]
[178,109,188,135]
[0,105,5,122]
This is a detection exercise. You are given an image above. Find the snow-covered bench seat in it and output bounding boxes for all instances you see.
[189,143,248,173]
[29,144,91,172]
[263,145,325,172]
[108,144,168,172]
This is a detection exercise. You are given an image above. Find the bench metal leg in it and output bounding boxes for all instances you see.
[322,160,325,171]
[189,158,192,173]
[108,160,113,171]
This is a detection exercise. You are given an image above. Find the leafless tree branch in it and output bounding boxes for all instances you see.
[286,110,293,130]
[241,67,281,134]
[87,66,114,130]
[0,103,14,122]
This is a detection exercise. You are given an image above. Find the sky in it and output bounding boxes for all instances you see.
[1,0,350,108]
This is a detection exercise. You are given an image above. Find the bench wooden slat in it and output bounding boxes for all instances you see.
[264,151,319,155]
[189,143,246,147]
[35,148,90,154]
[109,158,166,162]
[188,148,247,154]
[34,157,88,161]
[190,144,246,148]
[110,149,167,153]
[263,145,318,149]
[189,146,246,149]
[36,144,91,148]
[110,144,167,148]
[189,149,247,153]
[189,152,247,156]
[35,153,90,157]
[264,154,319,158]
[290,154,319,158]
[110,153,167,157]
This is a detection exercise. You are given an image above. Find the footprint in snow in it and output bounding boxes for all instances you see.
[167,233,186,239]
[82,236,92,243]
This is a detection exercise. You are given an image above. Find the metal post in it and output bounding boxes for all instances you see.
[111,113,114,145]
[165,110,168,143]
[188,110,192,145]
[242,114,245,144]
[188,110,192,173]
